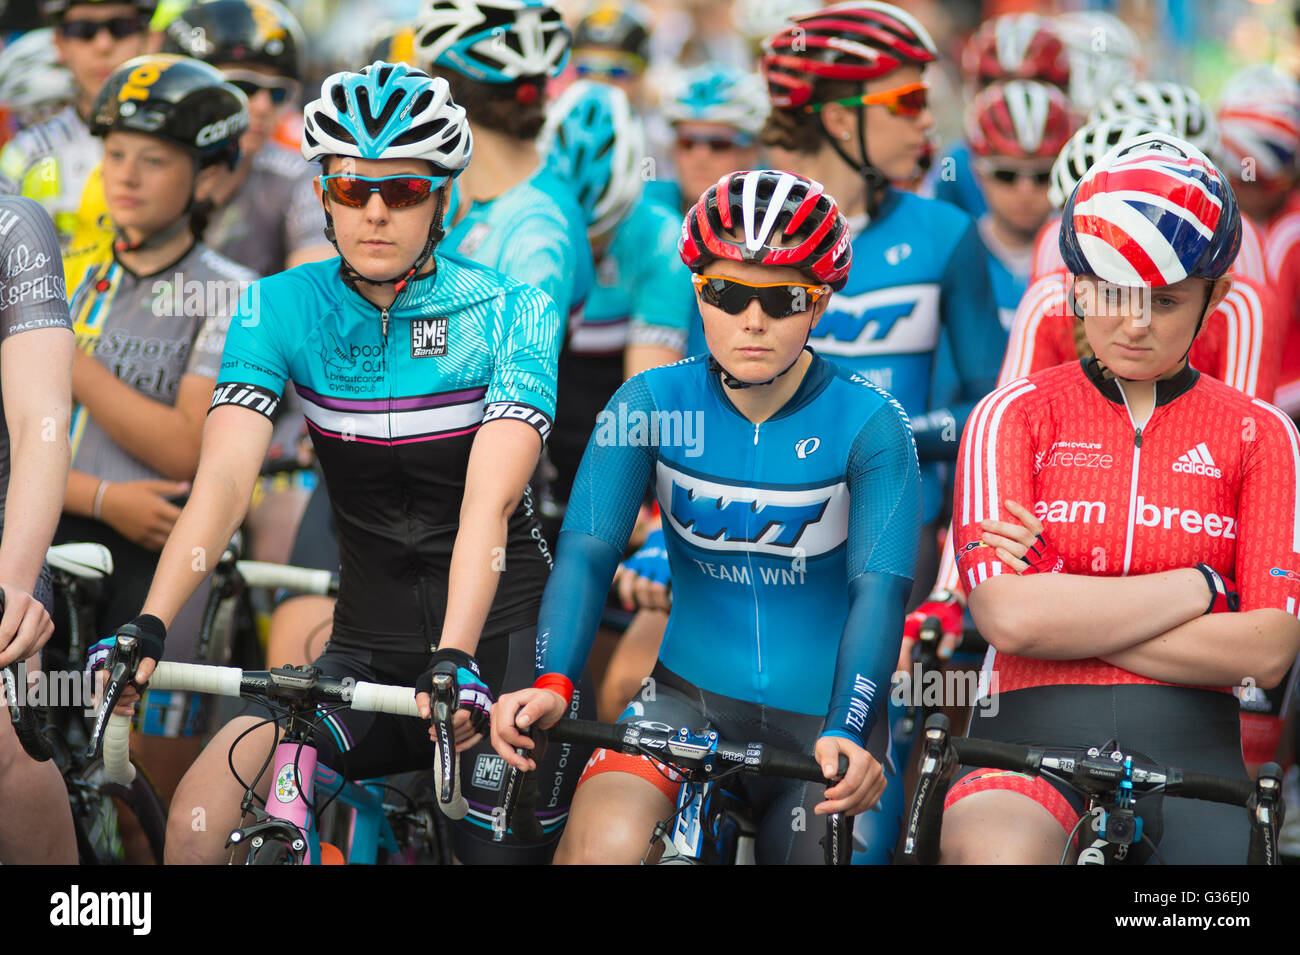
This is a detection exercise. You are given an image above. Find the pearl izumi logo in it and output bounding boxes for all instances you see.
[411,317,447,358]
[1172,442,1222,479]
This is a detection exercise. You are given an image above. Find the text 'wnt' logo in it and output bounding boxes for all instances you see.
[670,483,827,548]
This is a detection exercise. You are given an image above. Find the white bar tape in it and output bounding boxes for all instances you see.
[351,681,421,717]
[148,662,243,697]
[101,714,136,785]
[236,561,334,595]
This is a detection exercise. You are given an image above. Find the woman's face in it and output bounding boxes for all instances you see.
[1074,273,1232,379]
[101,131,196,235]
[315,156,444,281]
[697,257,829,384]
[823,65,935,183]
[672,121,759,211]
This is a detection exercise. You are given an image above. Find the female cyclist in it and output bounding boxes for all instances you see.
[492,169,922,865]
[63,54,254,811]
[105,61,585,865]
[943,134,1300,864]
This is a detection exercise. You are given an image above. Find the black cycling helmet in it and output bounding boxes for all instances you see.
[41,0,158,22]
[161,0,305,80]
[573,0,651,63]
[90,53,249,171]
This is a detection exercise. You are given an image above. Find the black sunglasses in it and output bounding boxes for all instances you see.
[60,16,145,40]
[224,71,300,107]
[985,166,1053,186]
[692,274,828,318]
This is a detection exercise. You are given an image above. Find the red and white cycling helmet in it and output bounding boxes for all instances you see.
[1059,132,1241,287]
[761,1,937,111]
[679,169,852,291]
[1217,64,1300,184]
[966,80,1074,159]
[961,13,1069,89]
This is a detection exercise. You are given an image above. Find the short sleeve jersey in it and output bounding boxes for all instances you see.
[203,144,328,278]
[0,106,100,249]
[66,242,256,483]
[442,164,594,325]
[0,196,73,522]
[952,359,1300,695]
[211,252,561,652]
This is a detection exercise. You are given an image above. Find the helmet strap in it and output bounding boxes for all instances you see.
[113,158,200,255]
[1180,279,1218,362]
[708,333,814,390]
[817,101,888,222]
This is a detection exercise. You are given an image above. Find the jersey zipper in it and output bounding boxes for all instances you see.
[1117,388,1147,576]
[748,420,764,694]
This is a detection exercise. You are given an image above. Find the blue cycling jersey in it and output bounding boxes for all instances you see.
[212,253,560,652]
[927,141,987,219]
[443,164,594,324]
[537,352,921,746]
[806,187,1003,523]
[977,215,1031,333]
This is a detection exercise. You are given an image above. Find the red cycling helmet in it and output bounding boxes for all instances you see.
[679,169,852,291]
[762,1,938,111]
[961,13,1069,89]
[966,80,1074,159]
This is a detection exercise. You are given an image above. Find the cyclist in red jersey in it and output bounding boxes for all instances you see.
[940,134,1300,864]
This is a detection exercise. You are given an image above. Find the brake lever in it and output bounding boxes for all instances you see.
[86,633,142,759]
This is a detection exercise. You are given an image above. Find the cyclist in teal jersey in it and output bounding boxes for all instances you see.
[96,62,590,864]
[539,80,695,525]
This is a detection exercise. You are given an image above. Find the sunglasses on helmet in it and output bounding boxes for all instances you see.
[321,174,448,209]
[60,16,145,41]
[805,81,929,117]
[692,274,829,318]
[223,70,301,107]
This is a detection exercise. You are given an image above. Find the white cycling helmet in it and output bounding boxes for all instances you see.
[1056,10,1141,113]
[1217,64,1300,183]
[0,29,76,127]
[301,61,472,171]
[1089,81,1221,163]
[663,65,769,138]
[730,0,819,45]
[413,0,570,83]
[539,79,645,239]
[1049,114,1165,209]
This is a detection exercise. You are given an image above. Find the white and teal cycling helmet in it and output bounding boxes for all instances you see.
[539,79,645,239]
[1089,81,1221,164]
[302,61,472,170]
[413,0,570,83]
[663,65,769,138]
[302,62,472,287]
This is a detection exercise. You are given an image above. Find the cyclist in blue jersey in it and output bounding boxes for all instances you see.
[492,169,922,865]
[538,80,695,530]
[98,62,589,864]
[761,3,1004,589]
[964,80,1075,331]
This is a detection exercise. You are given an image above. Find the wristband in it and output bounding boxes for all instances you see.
[92,480,110,520]
[1021,533,1065,574]
[1195,563,1240,615]
[534,673,574,708]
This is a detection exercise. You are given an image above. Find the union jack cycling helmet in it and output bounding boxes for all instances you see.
[762,2,938,111]
[966,80,1074,159]
[679,169,852,291]
[413,0,570,83]
[1049,115,1165,209]
[1059,132,1241,287]
[960,13,1069,89]
[1217,65,1300,183]
[1089,81,1220,162]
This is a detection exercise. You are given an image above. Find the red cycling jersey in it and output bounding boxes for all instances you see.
[952,359,1300,695]
[1264,194,1300,414]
